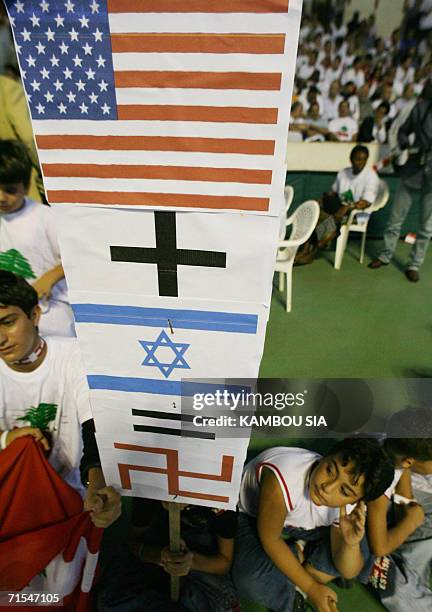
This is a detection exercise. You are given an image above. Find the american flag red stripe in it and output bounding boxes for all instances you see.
[114,71,282,90]
[107,0,290,13]
[36,134,275,155]
[111,33,286,54]
[116,105,278,123]
[47,190,269,211]
[42,164,272,185]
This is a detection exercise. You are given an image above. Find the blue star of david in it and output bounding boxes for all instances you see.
[139,330,191,379]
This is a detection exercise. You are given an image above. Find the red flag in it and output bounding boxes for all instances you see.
[0,437,102,611]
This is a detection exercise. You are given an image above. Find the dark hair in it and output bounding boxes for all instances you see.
[384,408,432,462]
[0,271,38,318]
[350,144,369,160]
[0,140,32,188]
[325,438,394,501]
[377,101,390,114]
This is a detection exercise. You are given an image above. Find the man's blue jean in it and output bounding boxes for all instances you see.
[379,180,432,270]
[231,514,373,612]
[96,541,239,612]
[379,504,432,612]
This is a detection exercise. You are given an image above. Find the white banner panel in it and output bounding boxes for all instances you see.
[54,206,279,304]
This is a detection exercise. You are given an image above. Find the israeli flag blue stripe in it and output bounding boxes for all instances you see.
[87,375,249,396]
[72,304,258,334]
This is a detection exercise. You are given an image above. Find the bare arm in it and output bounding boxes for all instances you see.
[330,503,366,579]
[354,199,372,209]
[367,471,424,556]
[192,536,233,575]
[33,264,65,300]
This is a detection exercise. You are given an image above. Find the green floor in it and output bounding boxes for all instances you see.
[261,239,431,379]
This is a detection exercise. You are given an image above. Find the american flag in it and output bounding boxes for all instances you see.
[6,0,301,214]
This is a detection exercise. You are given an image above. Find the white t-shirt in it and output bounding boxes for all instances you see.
[332,166,380,205]
[342,68,365,89]
[0,198,68,303]
[384,468,404,499]
[0,337,93,494]
[322,94,344,121]
[328,117,358,142]
[411,473,432,511]
[239,447,345,530]
[0,198,75,337]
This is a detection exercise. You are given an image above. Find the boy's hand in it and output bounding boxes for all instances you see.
[6,427,50,451]
[84,486,121,528]
[403,502,425,531]
[339,501,366,546]
[33,272,56,300]
[160,539,194,576]
[306,582,338,612]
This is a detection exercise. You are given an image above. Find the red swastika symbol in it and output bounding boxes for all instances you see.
[114,443,234,503]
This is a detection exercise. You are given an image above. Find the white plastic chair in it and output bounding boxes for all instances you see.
[279,185,295,240]
[275,200,320,312]
[334,180,390,270]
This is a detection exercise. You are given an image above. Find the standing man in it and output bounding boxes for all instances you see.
[369,87,432,282]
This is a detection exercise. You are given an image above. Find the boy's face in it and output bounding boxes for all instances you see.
[309,453,365,507]
[0,182,27,214]
[0,305,40,364]
[351,151,368,175]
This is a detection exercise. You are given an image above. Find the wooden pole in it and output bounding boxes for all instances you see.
[169,502,181,601]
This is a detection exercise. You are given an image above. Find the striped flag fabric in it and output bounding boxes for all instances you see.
[6,0,301,214]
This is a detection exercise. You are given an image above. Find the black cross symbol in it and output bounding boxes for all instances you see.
[110,211,227,297]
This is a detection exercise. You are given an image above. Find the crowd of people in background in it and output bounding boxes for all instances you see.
[289,0,432,145]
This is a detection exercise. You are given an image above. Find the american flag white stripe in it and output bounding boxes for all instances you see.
[33,119,280,139]
[112,53,287,73]
[108,13,292,34]
[114,88,284,108]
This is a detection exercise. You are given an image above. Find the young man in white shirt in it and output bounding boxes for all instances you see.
[0,271,121,523]
[0,140,75,338]
[328,99,358,142]
[232,438,394,612]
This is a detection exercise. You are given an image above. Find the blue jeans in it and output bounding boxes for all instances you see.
[379,180,432,270]
[231,514,373,612]
[97,542,240,612]
[370,500,432,611]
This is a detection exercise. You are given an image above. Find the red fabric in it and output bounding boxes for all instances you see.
[0,437,102,610]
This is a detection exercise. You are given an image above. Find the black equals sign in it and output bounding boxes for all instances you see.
[132,409,215,440]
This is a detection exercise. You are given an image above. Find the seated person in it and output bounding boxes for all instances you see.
[97,499,240,612]
[288,101,309,142]
[295,145,380,264]
[231,438,394,612]
[328,100,359,142]
[304,102,329,141]
[358,101,390,144]
[367,408,432,610]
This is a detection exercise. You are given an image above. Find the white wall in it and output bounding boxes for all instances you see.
[285,141,390,171]
[344,0,405,38]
